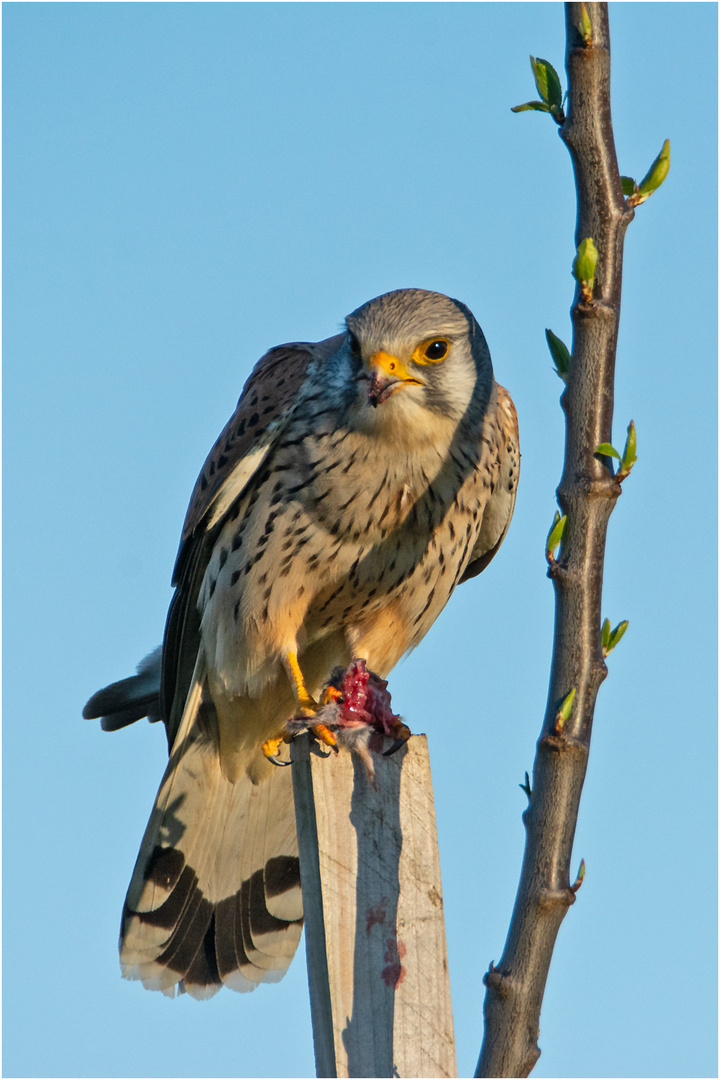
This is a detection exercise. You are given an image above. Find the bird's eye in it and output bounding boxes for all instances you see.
[348,333,361,359]
[410,338,450,365]
[422,339,449,362]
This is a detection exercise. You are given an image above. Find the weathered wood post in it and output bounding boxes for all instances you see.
[291,733,456,1079]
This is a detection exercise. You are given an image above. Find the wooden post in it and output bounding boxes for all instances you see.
[291,733,456,1080]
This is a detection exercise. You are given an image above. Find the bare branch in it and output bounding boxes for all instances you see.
[476,5,636,1075]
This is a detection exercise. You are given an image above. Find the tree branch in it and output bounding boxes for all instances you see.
[476,6,634,1075]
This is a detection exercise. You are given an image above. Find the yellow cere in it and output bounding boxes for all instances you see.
[369,350,417,383]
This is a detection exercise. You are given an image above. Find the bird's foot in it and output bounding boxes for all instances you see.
[321,660,412,775]
[266,661,410,773]
[262,696,340,766]
[295,683,342,718]
[262,734,292,767]
[320,684,343,706]
[308,720,338,750]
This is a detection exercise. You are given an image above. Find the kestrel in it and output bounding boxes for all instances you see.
[84,288,519,999]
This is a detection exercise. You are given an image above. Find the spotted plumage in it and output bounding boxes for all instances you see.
[84,288,519,999]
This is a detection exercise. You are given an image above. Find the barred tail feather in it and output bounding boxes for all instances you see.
[119,657,303,999]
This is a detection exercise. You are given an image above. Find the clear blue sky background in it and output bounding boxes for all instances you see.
[4,3,717,1078]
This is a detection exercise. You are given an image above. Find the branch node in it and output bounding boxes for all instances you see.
[572,299,615,322]
[483,965,512,997]
[582,475,621,500]
[547,560,572,583]
[557,475,620,502]
[538,885,577,910]
[539,731,587,755]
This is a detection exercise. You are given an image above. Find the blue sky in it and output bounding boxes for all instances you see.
[3,3,717,1078]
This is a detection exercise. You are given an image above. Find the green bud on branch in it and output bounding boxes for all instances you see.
[531,56,563,111]
[554,687,576,733]
[627,139,670,207]
[602,619,629,658]
[601,618,611,653]
[617,420,637,479]
[511,100,553,115]
[577,4,593,45]
[570,859,586,893]
[545,328,571,383]
[546,511,567,563]
[573,237,598,302]
[519,771,532,802]
[512,56,565,124]
[596,421,637,480]
[595,442,620,459]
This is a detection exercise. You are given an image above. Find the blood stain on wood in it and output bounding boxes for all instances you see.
[382,937,407,988]
[366,897,388,935]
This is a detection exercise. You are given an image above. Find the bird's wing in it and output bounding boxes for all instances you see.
[460,384,519,583]
[82,647,163,730]
[178,334,345,551]
[119,652,303,999]
[83,333,345,748]
[162,334,344,742]
[106,335,347,997]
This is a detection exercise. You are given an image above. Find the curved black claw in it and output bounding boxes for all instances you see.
[267,755,292,767]
[383,737,408,757]
[309,741,333,759]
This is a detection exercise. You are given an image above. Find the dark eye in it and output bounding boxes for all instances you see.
[348,332,361,359]
[424,340,448,361]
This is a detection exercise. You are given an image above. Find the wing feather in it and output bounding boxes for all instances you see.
[178,335,344,551]
[162,334,344,744]
[460,383,519,583]
[82,647,162,730]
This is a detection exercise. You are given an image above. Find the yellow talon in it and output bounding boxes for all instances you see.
[262,736,286,760]
[320,685,343,706]
[311,722,337,748]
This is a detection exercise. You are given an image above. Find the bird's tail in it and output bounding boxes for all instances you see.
[89,652,304,998]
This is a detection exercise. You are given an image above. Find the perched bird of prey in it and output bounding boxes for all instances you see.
[84,288,519,1000]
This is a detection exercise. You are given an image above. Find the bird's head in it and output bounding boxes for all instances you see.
[340,289,494,442]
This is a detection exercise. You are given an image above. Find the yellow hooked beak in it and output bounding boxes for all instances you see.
[366,350,422,407]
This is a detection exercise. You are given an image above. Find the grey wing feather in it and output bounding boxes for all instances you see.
[83,647,163,731]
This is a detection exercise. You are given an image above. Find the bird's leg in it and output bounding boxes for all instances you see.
[262,652,337,764]
[283,651,318,717]
[284,651,338,749]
